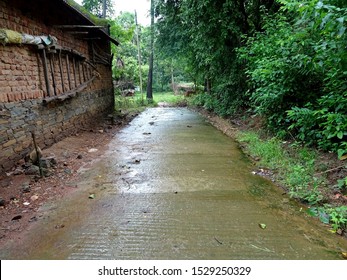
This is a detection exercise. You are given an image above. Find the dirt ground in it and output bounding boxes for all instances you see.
[0,111,139,246]
[0,106,346,247]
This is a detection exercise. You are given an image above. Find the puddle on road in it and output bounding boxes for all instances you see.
[2,108,347,259]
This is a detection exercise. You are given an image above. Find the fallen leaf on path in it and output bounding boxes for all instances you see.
[29,216,38,222]
[259,223,267,229]
[339,154,347,160]
[89,194,95,199]
[11,198,19,204]
[11,215,22,221]
[30,195,39,201]
[214,237,223,245]
[55,224,65,229]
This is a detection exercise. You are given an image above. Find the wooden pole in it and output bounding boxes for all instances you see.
[77,61,82,85]
[72,56,77,88]
[58,49,65,93]
[81,63,84,82]
[41,49,51,97]
[66,54,72,90]
[49,53,57,96]
[31,132,43,178]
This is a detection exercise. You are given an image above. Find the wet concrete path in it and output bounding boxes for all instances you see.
[2,108,347,259]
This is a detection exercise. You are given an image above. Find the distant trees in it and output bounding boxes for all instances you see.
[82,0,114,18]
[155,0,279,115]
[110,12,148,89]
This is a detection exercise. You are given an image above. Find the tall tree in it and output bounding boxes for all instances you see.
[135,10,144,98]
[82,0,114,18]
[146,0,155,101]
[155,0,278,114]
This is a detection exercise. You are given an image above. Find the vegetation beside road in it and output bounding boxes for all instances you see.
[236,130,347,234]
[115,91,187,111]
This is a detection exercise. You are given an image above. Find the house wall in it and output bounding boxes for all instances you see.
[0,0,114,173]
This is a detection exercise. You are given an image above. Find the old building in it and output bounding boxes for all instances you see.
[0,0,118,173]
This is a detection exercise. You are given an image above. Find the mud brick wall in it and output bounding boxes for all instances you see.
[0,88,113,171]
[0,0,115,173]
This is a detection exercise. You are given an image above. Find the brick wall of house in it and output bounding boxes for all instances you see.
[0,0,115,173]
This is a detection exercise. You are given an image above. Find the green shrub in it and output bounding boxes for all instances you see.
[239,0,347,158]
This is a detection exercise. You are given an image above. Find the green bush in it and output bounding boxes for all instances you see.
[239,0,347,157]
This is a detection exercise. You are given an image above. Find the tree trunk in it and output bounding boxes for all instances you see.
[102,0,106,18]
[238,0,250,34]
[204,78,211,94]
[147,52,153,100]
[135,11,143,101]
[146,0,154,101]
[253,0,262,32]
[171,62,176,94]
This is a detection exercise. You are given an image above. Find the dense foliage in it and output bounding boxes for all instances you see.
[109,12,150,88]
[81,0,346,158]
[155,0,347,158]
[239,0,347,157]
[155,0,279,115]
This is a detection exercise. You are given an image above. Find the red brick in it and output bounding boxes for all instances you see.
[1,69,11,75]
[0,93,8,102]
[2,86,11,92]
[3,139,16,148]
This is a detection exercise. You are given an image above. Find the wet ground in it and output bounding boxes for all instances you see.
[1,107,347,259]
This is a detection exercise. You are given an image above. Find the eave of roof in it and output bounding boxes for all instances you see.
[61,0,119,46]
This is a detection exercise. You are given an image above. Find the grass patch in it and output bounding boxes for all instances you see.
[115,91,188,112]
[237,131,321,203]
[237,132,288,170]
[115,94,148,112]
[237,131,347,232]
[153,91,187,105]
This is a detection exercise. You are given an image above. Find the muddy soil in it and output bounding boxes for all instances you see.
[0,112,139,246]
